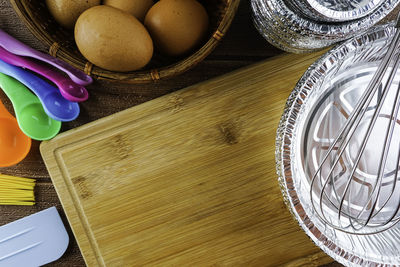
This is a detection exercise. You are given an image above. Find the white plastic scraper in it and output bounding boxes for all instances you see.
[0,207,69,267]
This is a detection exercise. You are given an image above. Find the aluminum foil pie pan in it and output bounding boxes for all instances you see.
[276,24,400,266]
[285,0,385,22]
[251,0,400,53]
[252,1,317,53]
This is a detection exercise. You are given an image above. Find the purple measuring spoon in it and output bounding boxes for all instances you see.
[0,29,92,86]
[0,47,88,102]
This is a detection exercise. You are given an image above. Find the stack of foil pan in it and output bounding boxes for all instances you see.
[251,0,400,53]
[275,24,400,266]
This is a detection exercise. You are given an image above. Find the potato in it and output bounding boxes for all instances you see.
[74,5,154,72]
[144,0,209,56]
[46,0,101,29]
[104,0,154,22]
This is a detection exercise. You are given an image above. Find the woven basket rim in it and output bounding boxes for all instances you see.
[9,0,241,83]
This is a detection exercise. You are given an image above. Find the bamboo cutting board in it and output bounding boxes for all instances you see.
[40,51,333,267]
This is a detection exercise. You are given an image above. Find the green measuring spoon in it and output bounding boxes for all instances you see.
[0,73,61,140]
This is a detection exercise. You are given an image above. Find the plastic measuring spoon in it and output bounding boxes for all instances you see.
[0,73,61,140]
[0,59,80,122]
[0,29,92,86]
[0,47,88,102]
[0,98,31,167]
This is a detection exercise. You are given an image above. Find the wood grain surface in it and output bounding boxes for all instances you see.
[0,0,343,266]
[40,51,330,267]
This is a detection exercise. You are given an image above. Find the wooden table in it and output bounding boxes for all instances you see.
[0,1,343,266]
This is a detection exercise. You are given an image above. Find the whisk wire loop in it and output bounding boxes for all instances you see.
[342,50,400,229]
[310,19,400,234]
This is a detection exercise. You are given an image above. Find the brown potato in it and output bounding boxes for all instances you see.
[104,0,154,22]
[74,5,154,72]
[144,0,209,56]
[46,0,101,29]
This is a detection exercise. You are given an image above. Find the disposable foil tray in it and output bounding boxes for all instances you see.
[276,25,400,266]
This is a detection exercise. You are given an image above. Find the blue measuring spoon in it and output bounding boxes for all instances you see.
[0,59,80,122]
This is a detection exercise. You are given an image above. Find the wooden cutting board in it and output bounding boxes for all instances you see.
[40,51,333,267]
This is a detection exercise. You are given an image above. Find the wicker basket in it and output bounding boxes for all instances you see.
[10,0,240,83]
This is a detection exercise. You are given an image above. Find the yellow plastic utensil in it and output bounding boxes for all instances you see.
[0,173,35,205]
[0,98,31,167]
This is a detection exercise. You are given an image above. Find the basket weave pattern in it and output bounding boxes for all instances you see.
[10,0,240,83]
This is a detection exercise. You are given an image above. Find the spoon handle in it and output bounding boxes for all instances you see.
[0,73,61,141]
[0,73,38,111]
[0,58,52,99]
[0,59,67,120]
[0,46,88,102]
[0,46,65,85]
[0,59,80,122]
[0,29,92,86]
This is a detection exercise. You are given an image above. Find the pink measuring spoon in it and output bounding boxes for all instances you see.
[0,29,92,86]
[0,46,88,102]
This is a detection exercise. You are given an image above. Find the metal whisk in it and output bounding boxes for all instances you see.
[310,15,400,235]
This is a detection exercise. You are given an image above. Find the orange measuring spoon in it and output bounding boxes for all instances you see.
[0,98,31,167]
